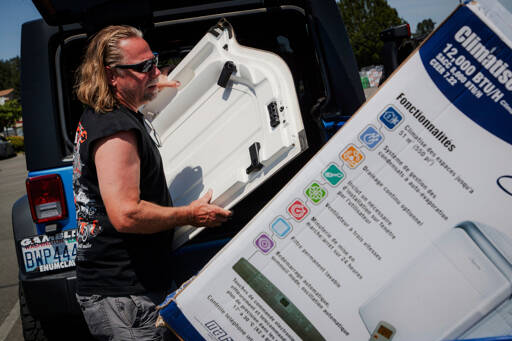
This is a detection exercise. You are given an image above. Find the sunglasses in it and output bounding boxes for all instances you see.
[114,52,159,73]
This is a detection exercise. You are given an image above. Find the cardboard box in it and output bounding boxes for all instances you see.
[159,1,512,340]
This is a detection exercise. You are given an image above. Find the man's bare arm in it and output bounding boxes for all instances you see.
[94,130,231,234]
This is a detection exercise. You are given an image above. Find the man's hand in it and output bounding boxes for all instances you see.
[157,66,180,90]
[188,189,232,227]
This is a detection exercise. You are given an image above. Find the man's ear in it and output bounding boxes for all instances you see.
[105,66,117,87]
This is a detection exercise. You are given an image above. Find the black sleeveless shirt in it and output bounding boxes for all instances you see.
[73,105,174,296]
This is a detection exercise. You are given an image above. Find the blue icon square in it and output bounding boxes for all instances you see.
[379,106,403,130]
[271,217,292,238]
[359,125,383,149]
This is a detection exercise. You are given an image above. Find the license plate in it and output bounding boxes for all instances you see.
[20,229,77,273]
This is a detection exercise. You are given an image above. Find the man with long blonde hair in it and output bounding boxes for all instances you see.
[73,25,231,340]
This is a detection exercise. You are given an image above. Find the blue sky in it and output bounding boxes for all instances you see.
[0,0,41,60]
[1,0,512,61]
[388,0,512,32]
[388,0,460,31]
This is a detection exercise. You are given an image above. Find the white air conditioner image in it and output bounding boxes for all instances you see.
[359,221,512,341]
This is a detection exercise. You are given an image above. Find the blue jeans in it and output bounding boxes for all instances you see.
[76,292,176,340]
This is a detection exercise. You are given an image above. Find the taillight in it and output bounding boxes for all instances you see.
[26,174,68,223]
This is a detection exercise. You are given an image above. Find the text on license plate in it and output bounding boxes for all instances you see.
[20,229,77,273]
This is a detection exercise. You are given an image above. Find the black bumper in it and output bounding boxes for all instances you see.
[20,269,82,318]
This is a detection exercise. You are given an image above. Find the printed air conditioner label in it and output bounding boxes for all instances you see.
[161,2,512,340]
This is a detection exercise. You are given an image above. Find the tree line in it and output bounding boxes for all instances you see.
[0,57,20,98]
[0,57,22,135]
[338,0,436,68]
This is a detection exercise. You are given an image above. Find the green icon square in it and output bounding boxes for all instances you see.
[305,182,327,204]
[323,164,345,186]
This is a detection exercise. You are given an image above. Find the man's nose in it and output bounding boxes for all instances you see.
[152,66,161,78]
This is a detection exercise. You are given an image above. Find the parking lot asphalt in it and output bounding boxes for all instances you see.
[0,154,27,341]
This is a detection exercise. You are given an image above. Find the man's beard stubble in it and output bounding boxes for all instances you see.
[143,84,158,102]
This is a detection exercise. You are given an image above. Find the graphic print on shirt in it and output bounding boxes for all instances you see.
[73,122,104,248]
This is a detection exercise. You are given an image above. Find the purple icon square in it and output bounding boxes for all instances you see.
[254,233,275,254]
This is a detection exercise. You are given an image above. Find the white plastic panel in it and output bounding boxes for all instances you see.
[461,298,512,339]
[358,228,511,341]
[142,23,306,248]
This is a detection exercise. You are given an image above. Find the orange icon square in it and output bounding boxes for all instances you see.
[341,145,364,168]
